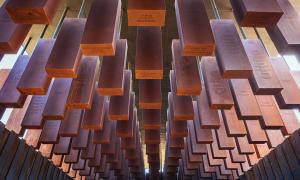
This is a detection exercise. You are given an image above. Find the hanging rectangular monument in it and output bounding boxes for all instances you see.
[98,39,127,96]
[200,56,234,109]
[139,80,162,109]
[229,79,262,119]
[271,57,300,109]
[42,78,72,120]
[67,56,99,109]
[242,39,282,95]
[5,0,61,24]
[172,39,201,96]
[46,18,86,78]
[128,0,166,26]
[210,20,252,78]
[0,3,31,53]
[230,0,283,27]
[109,70,131,120]
[0,55,28,108]
[17,39,54,95]
[175,0,215,56]
[135,27,163,79]
[266,0,300,54]
[81,0,121,56]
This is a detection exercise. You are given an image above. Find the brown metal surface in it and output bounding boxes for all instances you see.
[67,56,99,109]
[0,4,31,53]
[25,129,42,149]
[215,115,235,150]
[116,96,136,138]
[46,18,86,78]
[191,102,213,144]
[5,0,61,24]
[5,95,31,135]
[139,80,161,109]
[21,93,49,128]
[235,136,255,155]
[93,120,113,144]
[168,84,193,121]
[128,0,165,27]
[144,130,160,144]
[108,70,131,120]
[196,85,220,129]
[81,0,121,56]
[221,108,247,137]
[64,149,80,164]
[17,39,54,95]
[210,20,252,78]
[42,78,72,120]
[244,120,268,144]
[53,137,71,155]
[81,91,106,130]
[72,129,90,149]
[230,0,283,27]
[266,0,300,54]
[230,79,262,119]
[271,57,300,109]
[201,56,233,109]
[143,109,161,130]
[59,109,83,137]
[98,39,127,96]
[175,0,215,56]
[39,120,61,144]
[0,55,28,108]
[255,95,284,129]
[242,39,283,95]
[280,109,300,136]
[135,27,163,79]
[172,40,201,95]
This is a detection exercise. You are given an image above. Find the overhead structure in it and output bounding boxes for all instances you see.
[0,0,299,179]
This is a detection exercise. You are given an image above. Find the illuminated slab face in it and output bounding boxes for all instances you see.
[210,20,253,78]
[280,110,300,136]
[135,27,163,80]
[175,0,215,56]
[221,107,247,137]
[59,109,83,136]
[255,95,284,129]
[81,0,121,56]
[2,0,300,178]
[39,120,61,144]
[98,39,128,96]
[229,79,262,120]
[230,0,283,27]
[0,5,31,53]
[81,93,106,130]
[139,80,162,109]
[42,78,72,120]
[266,0,300,54]
[5,0,61,24]
[67,56,99,109]
[17,39,54,95]
[5,91,31,136]
[142,109,161,130]
[46,18,86,78]
[22,94,49,129]
[271,57,300,109]
[172,40,201,96]
[200,57,234,109]
[0,55,29,108]
[242,39,283,95]
[108,70,132,120]
[128,0,166,26]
